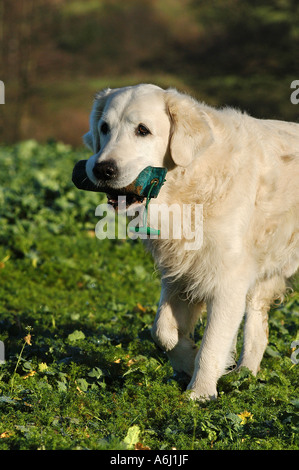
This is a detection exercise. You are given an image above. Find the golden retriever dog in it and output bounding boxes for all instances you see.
[80,84,299,400]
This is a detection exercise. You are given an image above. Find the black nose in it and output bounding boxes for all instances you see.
[93,160,118,180]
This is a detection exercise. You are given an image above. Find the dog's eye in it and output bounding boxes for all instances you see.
[100,122,109,135]
[136,124,150,136]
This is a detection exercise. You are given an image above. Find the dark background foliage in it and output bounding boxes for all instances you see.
[1,0,298,145]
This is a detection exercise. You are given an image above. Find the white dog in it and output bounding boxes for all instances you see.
[82,84,299,400]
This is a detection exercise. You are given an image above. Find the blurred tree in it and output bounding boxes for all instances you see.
[0,0,298,143]
[188,0,299,77]
[0,0,58,141]
[54,0,174,75]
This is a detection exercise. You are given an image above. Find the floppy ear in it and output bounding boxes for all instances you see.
[165,89,214,167]
[83,131,93,151]
[83,88,114,153]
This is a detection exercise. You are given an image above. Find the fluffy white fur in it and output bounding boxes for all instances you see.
[83,84,299,400]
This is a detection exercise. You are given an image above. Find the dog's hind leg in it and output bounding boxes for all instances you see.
[151,282,203,377]
[238,275,285,375]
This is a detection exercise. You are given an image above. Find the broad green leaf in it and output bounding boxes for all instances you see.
[67,330,86,342]
[123,425,140,449]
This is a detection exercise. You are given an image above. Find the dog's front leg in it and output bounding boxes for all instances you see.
[187,281,248,400]
[151,282,203,377]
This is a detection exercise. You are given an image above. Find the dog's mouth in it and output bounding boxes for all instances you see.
[106,192,145,211]
[72,159,167,212]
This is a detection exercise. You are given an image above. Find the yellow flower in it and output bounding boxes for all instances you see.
[24,333,32,346]
[38,362,48,372]
[136,303,146,313]
[237,410,253,425]
[23,370,36,379]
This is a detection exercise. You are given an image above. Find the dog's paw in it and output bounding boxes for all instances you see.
[186,383,217,402]
[167,339,198,377]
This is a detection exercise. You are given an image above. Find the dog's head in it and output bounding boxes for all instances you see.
[76,84,213,208]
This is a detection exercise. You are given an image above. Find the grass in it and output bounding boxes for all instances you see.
[0,141,298,450]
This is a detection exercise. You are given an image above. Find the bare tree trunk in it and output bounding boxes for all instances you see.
[0,0,50,142]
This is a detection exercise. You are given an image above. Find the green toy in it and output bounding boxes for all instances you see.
[72,160,167,236]
[126,166,167,237]
[128,178,161,236]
